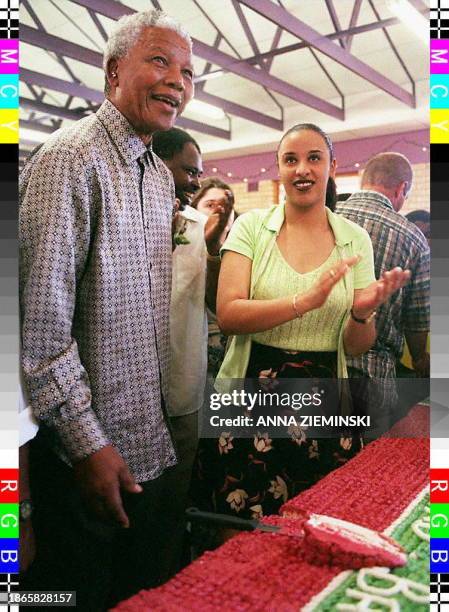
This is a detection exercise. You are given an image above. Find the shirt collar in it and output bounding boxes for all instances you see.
[348,189,394,211]
[264,201,355,246]
[96,99,148,165]
[180,205,204,223]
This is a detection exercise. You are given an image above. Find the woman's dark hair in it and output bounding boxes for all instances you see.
[325,176,338,212]
[405,209,430,224]
[277,123,337,211]
[190,176,233,209]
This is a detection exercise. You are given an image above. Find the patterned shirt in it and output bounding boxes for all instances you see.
[19,99,177,482]
[336,190,430,378]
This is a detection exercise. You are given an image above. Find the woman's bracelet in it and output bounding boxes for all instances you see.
[206,252,221,262]
[292,293,303,318]
[350,308,376,324]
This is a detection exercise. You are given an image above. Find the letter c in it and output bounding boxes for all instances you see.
[431,84,449,99]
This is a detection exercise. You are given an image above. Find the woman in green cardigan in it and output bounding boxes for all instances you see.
[192,124,409,521]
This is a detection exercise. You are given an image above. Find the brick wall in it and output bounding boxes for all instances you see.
[230,162,430,215]
[232,180,279,214]
[402,162,430,215]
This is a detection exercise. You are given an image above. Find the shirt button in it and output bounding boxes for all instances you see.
[151,298,156,309]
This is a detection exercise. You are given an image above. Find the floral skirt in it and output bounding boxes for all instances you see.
[190,343,363,520]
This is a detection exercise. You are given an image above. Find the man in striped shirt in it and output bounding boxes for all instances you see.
[336,153,430,426]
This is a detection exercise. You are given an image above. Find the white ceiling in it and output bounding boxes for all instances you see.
[19,0,429,160]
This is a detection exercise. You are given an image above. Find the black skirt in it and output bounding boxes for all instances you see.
[191,343,363,519]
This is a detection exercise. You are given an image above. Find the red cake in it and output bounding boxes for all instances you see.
[113,406,429,611]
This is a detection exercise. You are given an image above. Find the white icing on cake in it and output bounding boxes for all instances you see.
[307,514,406,560]
[302,487,430,612]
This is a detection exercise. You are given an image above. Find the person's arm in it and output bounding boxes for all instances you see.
[20,148,109,461]
[344,268,411,356]
[205,254,220,313]
[20,148,140,527]
[402,241,430,378]
[342,229,409,356]
[217,251,360,335]
[203,191,234,313]
[405,330,429,377]
[343,300,377,357]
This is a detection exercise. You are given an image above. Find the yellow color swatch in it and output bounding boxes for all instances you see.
[0,109,19,143]
[431,109,449,144]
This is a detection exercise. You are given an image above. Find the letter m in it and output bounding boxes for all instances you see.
[431,49,449,64]
[0,49,18,64]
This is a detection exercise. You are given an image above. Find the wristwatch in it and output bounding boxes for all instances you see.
[19,499,34,522]
[350,308,376,324]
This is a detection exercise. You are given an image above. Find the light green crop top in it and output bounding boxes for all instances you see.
[251,243,346,351]
[216,203,376,387]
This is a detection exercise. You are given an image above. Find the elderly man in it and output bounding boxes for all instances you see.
[20,10,193,609]
[336,153,430,426]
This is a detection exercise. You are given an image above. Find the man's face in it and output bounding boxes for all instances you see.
[108,27,194,142]
[165,142,203,209]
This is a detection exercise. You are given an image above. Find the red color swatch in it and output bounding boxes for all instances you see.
[431,469,449,503]
[0,469,19,503]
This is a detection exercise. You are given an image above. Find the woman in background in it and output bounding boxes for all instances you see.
[405,209,430,247]
[191,177,236,377]
[192,177,236,237]
[193,123,410,521]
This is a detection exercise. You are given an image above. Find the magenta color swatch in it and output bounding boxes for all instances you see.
[0,40,19,75]
[431,40,449,75]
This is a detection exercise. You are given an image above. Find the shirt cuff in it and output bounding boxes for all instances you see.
[54,407,110,463]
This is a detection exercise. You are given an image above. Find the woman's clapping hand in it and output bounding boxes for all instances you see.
[299,260,410,319]
[299,255,360,313]
[352,267,411,319]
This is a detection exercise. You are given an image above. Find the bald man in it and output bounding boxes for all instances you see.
[336,153,430,425]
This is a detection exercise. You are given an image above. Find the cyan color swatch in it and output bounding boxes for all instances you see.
[0,75,18,110]
[431,75,449,109]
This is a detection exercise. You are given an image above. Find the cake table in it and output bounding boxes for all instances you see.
[113,405,430,611]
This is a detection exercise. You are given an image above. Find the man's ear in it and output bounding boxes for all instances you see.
[106,58,119,90]
[330,158,337,179]
[394,181,406,200]
[402,181,410,198]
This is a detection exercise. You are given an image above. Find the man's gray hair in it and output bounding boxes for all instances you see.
[103,10,192,73]
[361,152,413,191]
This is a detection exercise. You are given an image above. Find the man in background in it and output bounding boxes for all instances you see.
[336,153,430,425]
[20,10,194,608]
[152,127,232,575]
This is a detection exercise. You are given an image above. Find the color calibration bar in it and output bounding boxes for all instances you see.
[431,142,449,582]
[0,13,19,578]
[0,40,18,143]
[431,40,449,142]
[430,10,449,606]
[431,470,449,575]
[0,470,18,573]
